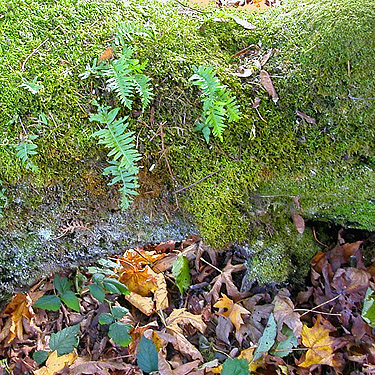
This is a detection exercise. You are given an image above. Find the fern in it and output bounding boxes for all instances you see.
[90,106,140,209]
[100,47,153,110]
[15,135,39,172]
[189,65,241,143]
[115,22,154,46]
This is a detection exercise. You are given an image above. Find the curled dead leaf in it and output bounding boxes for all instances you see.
[98,47,113,62]
[260,70,279,103]
[296,110,316,124]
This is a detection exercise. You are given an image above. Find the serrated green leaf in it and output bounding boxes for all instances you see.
[89,283,106,302]
[103,278,129,295]
[270,326,298,357]
[221,358,249,375]
[33,350,49,364]
[50,324,80,356]
[108,322,132,347]
[99,313,115,325]
[253,313,277,361]
[60,291,80,312]
[92,273,105,283]
[54,274,72,294]
[111,306,129,320]
[137,335,158,373]
[34,295,61,311]
[172,255,191,294]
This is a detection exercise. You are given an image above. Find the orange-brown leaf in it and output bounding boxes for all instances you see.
[3,293,35,343]
[299,315,337,368]
[34,350,77,375]
[214,294,250,331]
[119,265,158,296]
[98,47,113,62]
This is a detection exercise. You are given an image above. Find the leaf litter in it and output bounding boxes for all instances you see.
[1,232,375,375]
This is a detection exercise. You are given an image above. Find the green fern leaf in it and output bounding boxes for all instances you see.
[15,135,39,171]
[103,160,139,210]
[190,65,241,142]
[115,22,154,46]
[132,74,153,110]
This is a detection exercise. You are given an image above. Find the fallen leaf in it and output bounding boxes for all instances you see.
[216,315,233,345]
[273,289,303,338]
[67,357,141,374]
[260,48,274,67]
[234,67,254,78]
[207,261,246,302]
[231,44,260,59]
[233,16,256,30]
[299,315,337,368]
[214,294,250,331]
[260,70,279,103]
[166,308,206,335]
[154,273,169,310]
[98,47,113,62]
[292,211,305,234]
[252,97,261,109]
[3,293,35,343]
[125,292,154,316]
[296,111,316,124]
[119,265,158,296]
[34,350,77,375]
[128,321,159,357]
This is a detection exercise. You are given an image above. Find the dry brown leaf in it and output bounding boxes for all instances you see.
[98,47,113,62]
[273,289,302,338]
[154,273,169,311]
[119,265,158,297]
[214,294,250,331]
[128,321,159,356]
[216,315,233,345]
[292,211,305,234]
[260,48,274,67]
[234,67,254,78]
[166,308,206,335]
[125,292,154,316]
[208,261,246,302]
[299,315,337,368]
[67,357,142,375]
[296,110,316,124]
[260,70,279,103]
[3,293,35,343]
[34,350,77,375]
[195,241,217,272]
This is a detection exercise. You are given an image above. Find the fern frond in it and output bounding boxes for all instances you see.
[115,21,154,46]
[104,56,134,109]
[15,135,39,172]
[103,160,139,210]
[132,74,153,110]
[189,65,241,142]
[91,107,141,171]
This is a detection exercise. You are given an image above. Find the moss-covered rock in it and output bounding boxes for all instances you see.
[0,0,374,288]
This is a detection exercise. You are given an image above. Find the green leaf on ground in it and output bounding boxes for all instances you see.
[50,324,80,356]
[221,358,249,375]
[33,350,49,364]
[111,306,129,320]
[253,313,277,361]
[89,283,106,302]
[270,325,298,357]
[103,278,130,295]
[362,288,375,327]
[54,274,72,294]
[99,313,115,325]
[108,322,132,347]
[33,295,61,311]
[172,255,191,294]
[60,291,80,312]
[137,335,158,373]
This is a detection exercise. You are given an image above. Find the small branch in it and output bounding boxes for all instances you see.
[174,168,224,194]
[294,308,341,317]
[200,257,222,274]
[312,227,327,247]
[21,38,49,71]
[300,294,341,317]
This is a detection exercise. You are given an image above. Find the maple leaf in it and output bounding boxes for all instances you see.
[119,265,158,296]
[299,315,338,368]
[208,261,246,302]
[34,350,77,375]
[273,289,302,338]
[214,294,250,331]
[3,293,35,343]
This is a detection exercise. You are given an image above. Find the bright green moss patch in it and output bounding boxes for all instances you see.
[1,0,375,285]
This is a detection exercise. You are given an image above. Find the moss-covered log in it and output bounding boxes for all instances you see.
[0,0,374,292]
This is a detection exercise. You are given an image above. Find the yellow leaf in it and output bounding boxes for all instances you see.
[154,273,169,311]
[119,265,158,296]
[3,293,35,343]
[299,315,337,368]
[166,308,206,335]
[34,351,77,375]
[125,292,154,316]
[213,294,250,331]
[238,347,264,372]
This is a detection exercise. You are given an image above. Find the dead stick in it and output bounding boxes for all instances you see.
[294,309,341,317]
[21,38,49,71]
[174,168,224,194]
[300,294,341,317]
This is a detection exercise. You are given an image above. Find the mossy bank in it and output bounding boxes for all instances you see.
[0,0,374,289]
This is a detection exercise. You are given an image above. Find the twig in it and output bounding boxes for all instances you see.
[174,168,224,194]
[258,194,292,198]
[200,257,222,274]
[294,308,341,317]
[21,38,50,70]
[312,227,327,247]
[255,107,267,123]
[300,294,341,317]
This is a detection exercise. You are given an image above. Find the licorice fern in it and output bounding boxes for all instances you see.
[115,21,154,46]
[189,65,241,143]
[15,135,39,172]
[90,106,140,209]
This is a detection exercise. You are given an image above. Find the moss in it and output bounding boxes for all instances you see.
[1,0,375,285]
